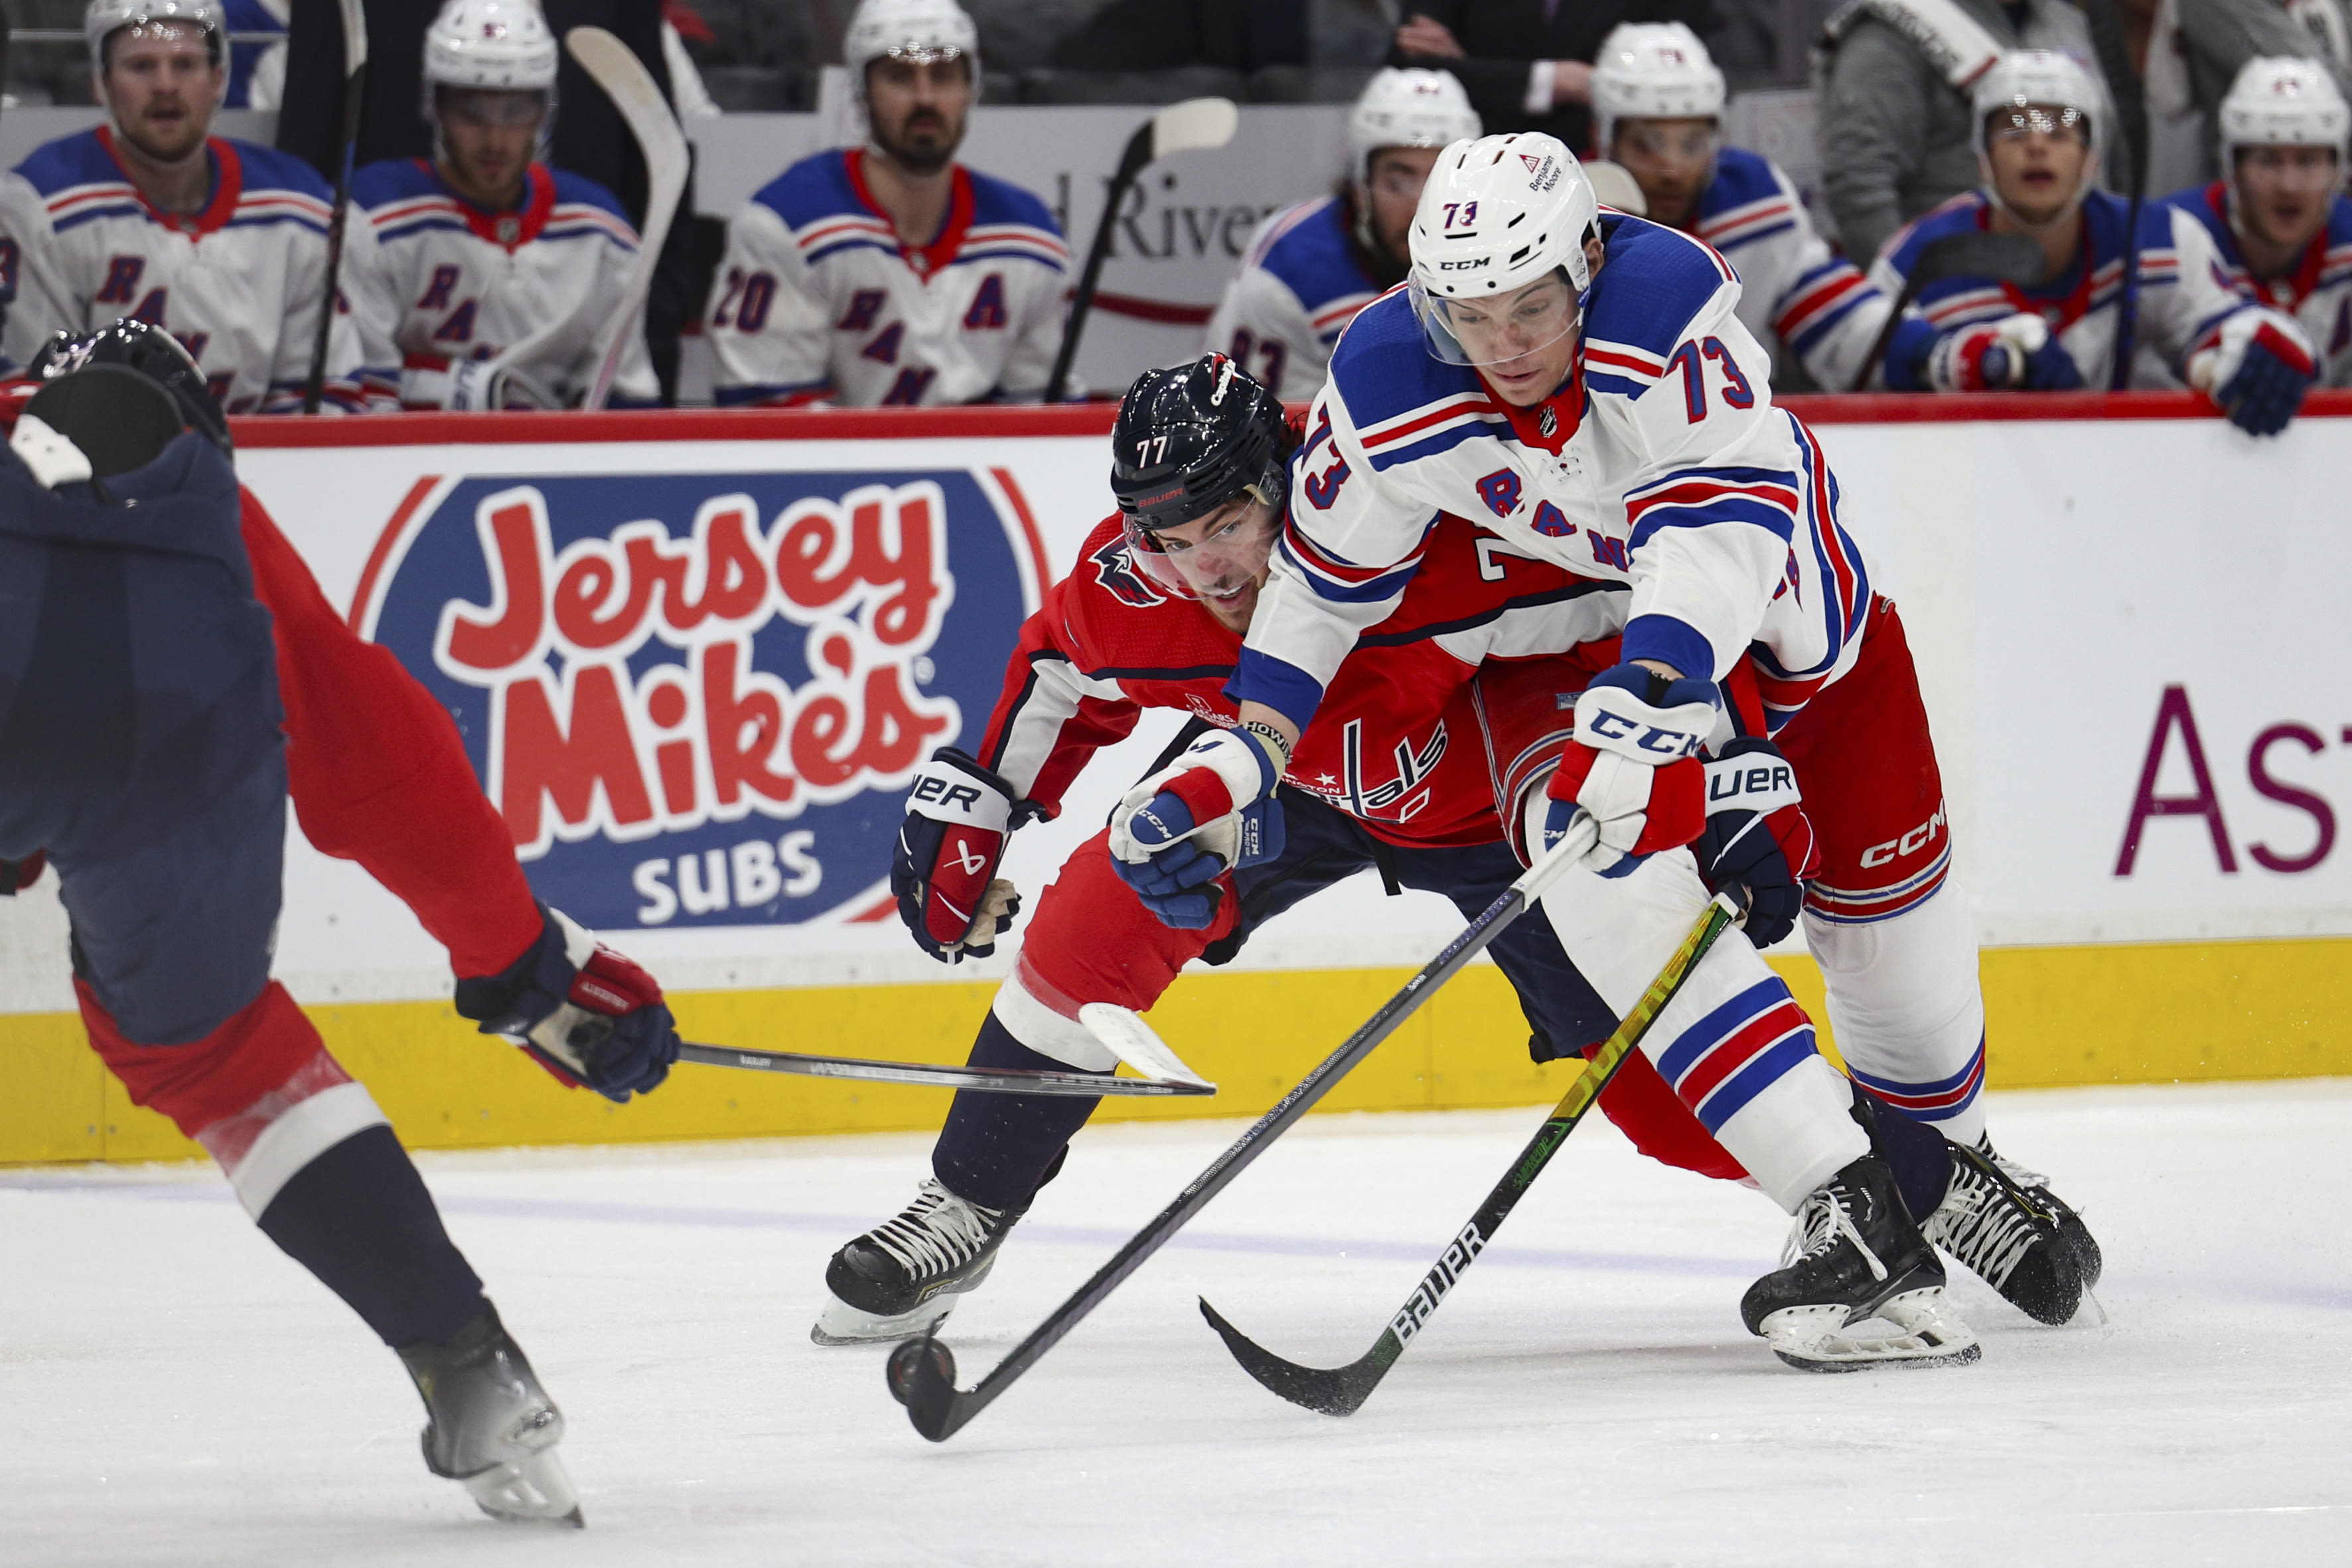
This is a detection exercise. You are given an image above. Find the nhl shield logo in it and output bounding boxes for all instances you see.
[495,215,522,245]
[355,467,1045,929]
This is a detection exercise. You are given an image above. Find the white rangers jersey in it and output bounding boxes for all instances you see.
[706,147,1072,407]
[1204,195,1390,401]
[349,159,659,408]
[1689,147,1888,392]
[0,128,367,410]
[1234,215,1870,738]
[2168,180,2352,387]
[1874,189,2280,389]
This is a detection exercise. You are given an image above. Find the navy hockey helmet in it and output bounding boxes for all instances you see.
[27,319,232,461]
[1110,354,1293,603]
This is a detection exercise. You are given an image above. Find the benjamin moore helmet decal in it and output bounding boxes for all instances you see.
[361,467,1041,930]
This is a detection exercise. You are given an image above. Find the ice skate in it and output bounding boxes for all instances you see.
[397,1305,583,1527]
[1925,1137,2100,1324]
[1741,1156,1981,1372]
[812,1176,1021,1345]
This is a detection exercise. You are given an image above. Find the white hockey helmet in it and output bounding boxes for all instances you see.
[843,0,980,97]
[2220,55,2350,166]
[1408,133,1600,366]
[1970,48,2104,170]
[421,0,557,150]
[85,0,223,72]
[1591,23,1726,153]
[1348,68,1482,188]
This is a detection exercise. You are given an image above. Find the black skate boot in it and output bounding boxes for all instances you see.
[1927,1137,2101,1324]
[1741,1155,1981,1372]
[397,1305,582,1526]
[812,1177,1021,1346]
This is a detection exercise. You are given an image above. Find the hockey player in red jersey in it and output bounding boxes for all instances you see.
[813,356,1990,1355]
[0,323,683,1524]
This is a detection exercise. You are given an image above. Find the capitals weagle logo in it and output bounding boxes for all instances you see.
[356,467,1045,929]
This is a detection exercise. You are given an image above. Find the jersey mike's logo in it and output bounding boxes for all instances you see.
[359,467,1043,930]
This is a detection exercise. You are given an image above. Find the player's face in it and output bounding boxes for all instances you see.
[1145,495,1279,633]
[2235,145,2339,253]
[1363,146,1445,266]
[99,25,224,164]
[866,53,972,177]
[438,88,546,208]
[1437,273,1580,403]
[1609,116,1718,229]
[1984,104,2091,226]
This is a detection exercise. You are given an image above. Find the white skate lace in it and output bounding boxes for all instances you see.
[1781,1183,1889,1283]
[1979,1137,2051,1192]
[1925,1146,2047,1289]
[866,1178,1001,1281]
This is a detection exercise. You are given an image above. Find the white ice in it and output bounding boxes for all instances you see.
[5,1080,2349,1567]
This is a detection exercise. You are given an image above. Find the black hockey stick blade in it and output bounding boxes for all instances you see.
[1198,894,1739,1417]
[675,1041,1211,1097]
[885,818,1603,1441]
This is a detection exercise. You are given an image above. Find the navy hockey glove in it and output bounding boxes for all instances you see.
[1923,314,2080,392]
[1543,664,1716,874]
[2193,312,2315,437]
[454,904,680,1103]
[1694,737,1820,948]
[1109,725,1287,929]
[892,748,1028,964]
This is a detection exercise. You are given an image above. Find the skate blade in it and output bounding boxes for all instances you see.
[1761,1289,1981,1373]
[811,1295,959,1347]
[466,1450,585,1528]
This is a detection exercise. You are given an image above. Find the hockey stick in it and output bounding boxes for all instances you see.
[299,0,366,414]
[883,814,1602,1443]
[1041,96,1237,403]
[2082,0,2150,392]
[1198,891,1741,1417]
[565,26,690,410]
[677,1004,1214,1098]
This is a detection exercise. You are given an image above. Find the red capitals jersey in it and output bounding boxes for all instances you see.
[976,513,1626,849]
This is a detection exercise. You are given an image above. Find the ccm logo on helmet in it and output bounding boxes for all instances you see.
[1439,257,1491,271]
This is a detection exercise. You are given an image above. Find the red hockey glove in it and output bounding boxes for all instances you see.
[1542,664,1716,873]
[893,748,1028,963]
[453,904,680,1103]
[1694,737,1820,947]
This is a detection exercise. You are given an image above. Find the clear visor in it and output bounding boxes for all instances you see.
[1988,104,2088,146]
[439,87,550,128]
[1127,495,1279,605]
[1615,120,1720,169]
[2234,143,2343,192]
[1409,271,1581,368]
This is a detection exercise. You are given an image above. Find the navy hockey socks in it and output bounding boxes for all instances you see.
[932,1015,1106,1214]
[1850,1086,1954,1222]
[255,1125,487,1348]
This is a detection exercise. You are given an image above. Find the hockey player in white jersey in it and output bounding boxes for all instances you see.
[347,0,660,409]
[1108,133,2108,1368]
[705,0,1072,407]
[1877,50,2317,431]
[2166,56,2352,386]
[1203,68,1480,401]
[0,0,367,409]
[1590,23,1887,391]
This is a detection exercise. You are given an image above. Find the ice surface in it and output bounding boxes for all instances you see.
[4,1080,2349,1567]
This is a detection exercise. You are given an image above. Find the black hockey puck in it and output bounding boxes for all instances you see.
[886,1338,955,1407]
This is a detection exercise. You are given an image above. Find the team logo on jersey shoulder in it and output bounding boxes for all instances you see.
[357,466,1044,932]
[1088,534,1167,608]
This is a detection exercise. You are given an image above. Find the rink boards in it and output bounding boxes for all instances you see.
[5,394,2350,1163]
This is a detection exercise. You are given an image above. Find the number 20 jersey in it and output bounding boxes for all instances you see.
[1236,212,1870,739]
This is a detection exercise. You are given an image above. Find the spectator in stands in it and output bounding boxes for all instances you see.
[1589,23,1889,389]
[705,0,1072,405]
[2113,0,2349,191]
[1818,0,2123,265]
[1045,0,1309,79]
[346,0,661,409]
[2166,55,2352,384]
[0,0,368,409]
[1203,66,1480,399]
[1874,49,2314,435]
[1386,0,1718,153]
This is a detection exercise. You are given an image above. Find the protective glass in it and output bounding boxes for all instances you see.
[1614,121,1720,169]
[1988,104,2088,145]
[440,88,550,128]
[1409,271,1581,368]
[1126,496,1278,603]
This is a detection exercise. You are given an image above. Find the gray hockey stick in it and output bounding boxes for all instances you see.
[676,1003,1214,1098]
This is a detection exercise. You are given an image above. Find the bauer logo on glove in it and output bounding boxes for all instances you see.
[893,748,1033,964]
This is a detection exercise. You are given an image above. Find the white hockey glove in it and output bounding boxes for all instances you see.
[403,359,559,411]
[2186,309,2315,437]
[1542,664,1718,873]
[1923,313,2081,392]
[1108,724,1289,929]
